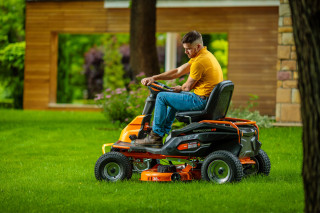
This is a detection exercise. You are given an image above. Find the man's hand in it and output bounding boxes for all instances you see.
[172,86,182,93]
[141,77,155,86]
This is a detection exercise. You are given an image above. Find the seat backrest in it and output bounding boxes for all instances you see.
[203,80,234,120]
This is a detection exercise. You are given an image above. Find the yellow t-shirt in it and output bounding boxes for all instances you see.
[188,47,223,97]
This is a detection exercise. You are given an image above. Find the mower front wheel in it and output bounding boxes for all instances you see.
[201,151,243,184]
[95,152,132,182]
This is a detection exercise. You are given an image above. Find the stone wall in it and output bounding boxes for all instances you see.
[276,0,301,123]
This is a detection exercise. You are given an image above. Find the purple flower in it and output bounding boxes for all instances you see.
[136,72,145,77]
[105,88,111,92]
[94,94,103,101]
[115,88,126,94]
[106,95,111,99]
[115,88,122,94]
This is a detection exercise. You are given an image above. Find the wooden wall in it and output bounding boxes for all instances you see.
[25,1,278,115]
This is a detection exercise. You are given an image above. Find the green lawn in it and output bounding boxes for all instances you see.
[0,109,304,212]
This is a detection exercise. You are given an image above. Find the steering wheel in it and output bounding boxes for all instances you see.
[148,81,174,94]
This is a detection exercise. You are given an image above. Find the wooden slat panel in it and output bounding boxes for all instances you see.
[25,33,50,43]
[24,91,50,99]
[25,63,50,71]
[24,100,50,110]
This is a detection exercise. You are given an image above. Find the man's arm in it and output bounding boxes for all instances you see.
[172,76,198,92]
[141,63,191,86]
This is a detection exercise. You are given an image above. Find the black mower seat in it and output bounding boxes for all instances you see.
[175,80,234,123]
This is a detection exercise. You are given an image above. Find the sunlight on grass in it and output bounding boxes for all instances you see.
[0,110,303,212]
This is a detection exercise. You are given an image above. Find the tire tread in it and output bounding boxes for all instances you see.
[201,150,243,183]
[255,149,271,176]
[94,152,132,181]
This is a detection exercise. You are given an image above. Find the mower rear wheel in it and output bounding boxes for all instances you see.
[95,152,132,182]
[255,149,271,176]
[201,151,243,183]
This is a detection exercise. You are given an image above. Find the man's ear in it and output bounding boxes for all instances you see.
[196,44,201,51]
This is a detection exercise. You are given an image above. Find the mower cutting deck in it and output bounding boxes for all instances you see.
[94,81,271,183]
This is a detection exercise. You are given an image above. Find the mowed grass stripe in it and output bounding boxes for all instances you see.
[0,110,303,212]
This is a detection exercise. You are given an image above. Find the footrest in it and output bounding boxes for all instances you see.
[111,140,162,154]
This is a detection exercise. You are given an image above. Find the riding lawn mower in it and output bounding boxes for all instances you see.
[94,80,271,183]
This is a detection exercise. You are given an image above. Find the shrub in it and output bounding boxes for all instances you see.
[96,88,132,124]
[227,108,273,128]
[227,95,273,128]
[95,73,149,125]
[0,0,25,49]
[102,34,129,90]
[0,41,25,108]
[84,47,104,99]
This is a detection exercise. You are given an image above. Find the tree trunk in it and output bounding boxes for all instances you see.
[289,1,320,212]
[129,0,160,78]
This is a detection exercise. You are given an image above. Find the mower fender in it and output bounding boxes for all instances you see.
[238,127,261,158]
[161,132,241,157]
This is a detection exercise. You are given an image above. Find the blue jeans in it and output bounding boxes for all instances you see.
[152,92,207,137]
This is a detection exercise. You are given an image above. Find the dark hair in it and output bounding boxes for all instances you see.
[181,30,203,44]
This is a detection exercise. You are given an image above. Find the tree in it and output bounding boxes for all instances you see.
[0,0,25,108]
[0,0,25,48]
[289,1,320,212]
[129,0,160,78]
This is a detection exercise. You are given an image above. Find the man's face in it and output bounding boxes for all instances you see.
[183,43,199,58]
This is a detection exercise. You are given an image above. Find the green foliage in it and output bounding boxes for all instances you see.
[156,33,166,46]
[95,73,149,125]
[102,34,129,90]
[0,0,25,108]
[0,42,25,108]
[57,34,105,103]
[227,95,273,128]
[0,42,25,78]
[211,38,228,80]
[96,87,131,124]
[57,34,131,103]
[0,84,7,99]
[0,98,13,109]
[227,108,273,128]
[0,0,25,48]
[126,74,150,117]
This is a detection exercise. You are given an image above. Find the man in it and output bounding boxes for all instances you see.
[135,30,223,147]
